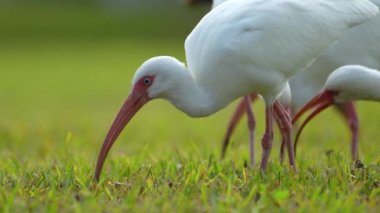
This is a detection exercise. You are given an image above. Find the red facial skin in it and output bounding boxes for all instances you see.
[94,75,155,181]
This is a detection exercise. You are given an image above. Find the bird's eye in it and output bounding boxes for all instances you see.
[143,78,151,85]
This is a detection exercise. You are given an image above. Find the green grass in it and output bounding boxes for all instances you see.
[0,6,380,212]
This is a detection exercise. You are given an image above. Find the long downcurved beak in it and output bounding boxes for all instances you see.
[95,91,150,181]
[292,90,336,155]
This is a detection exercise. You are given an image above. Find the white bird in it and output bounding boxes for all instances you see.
[94,0,378,180]
[292,65,380,151]
[219,0,380,162]
[289,0,380,160]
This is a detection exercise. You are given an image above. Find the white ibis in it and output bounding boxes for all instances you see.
[220,0,380,162]
[94,0,378,180]
[293,65,380,152]
[289,1,380,160]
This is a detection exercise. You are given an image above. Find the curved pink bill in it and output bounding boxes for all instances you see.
[94,91,149,181]
[292,91,336,155]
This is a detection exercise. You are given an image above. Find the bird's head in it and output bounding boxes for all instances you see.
[131,56,188,100]
[94,56,187,181]
[292,65,380,147]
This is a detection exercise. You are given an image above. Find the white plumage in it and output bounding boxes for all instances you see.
[217,0,380,162]
[288,0,380,160]
[291,0,380,110]
[187,0,378,107]
[212,0,227,8]
[325,65,380,102]
[94,0,378,180]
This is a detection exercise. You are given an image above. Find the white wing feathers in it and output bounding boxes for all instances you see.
[327,0,379,28]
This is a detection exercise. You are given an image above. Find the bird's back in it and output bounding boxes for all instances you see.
[290,0,380,110]
[185,0,378,104]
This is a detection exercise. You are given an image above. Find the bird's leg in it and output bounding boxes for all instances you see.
[260,105,274,170]
[221,94,257,159]
[334,102,359,161]
[272,113,286,164]
[221,98,246,159]
[264,104,288,163]
[273,101,296,170]
[244,96,256,167]
[279,105,291,163]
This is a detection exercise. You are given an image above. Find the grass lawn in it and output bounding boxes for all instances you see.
[0,6,379,212]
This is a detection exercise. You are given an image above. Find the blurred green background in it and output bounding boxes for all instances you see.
[0,0,222,163]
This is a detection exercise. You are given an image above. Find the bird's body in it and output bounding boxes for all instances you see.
[188,0,378,107]
[216,0,380,162]
[291,0,380,110]
[94,0,379,180]
[207,0,380,109]
[286,0,380,159]
[293,65,380,149]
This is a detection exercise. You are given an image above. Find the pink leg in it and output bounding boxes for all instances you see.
[221,94,257,159]
[334,101,359,161]
[260,105,274,170]
[247,102,289,163]
[273,113,286,164]
[274,101,296,169]
[279,105,291,163]
[244,96,256,167]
